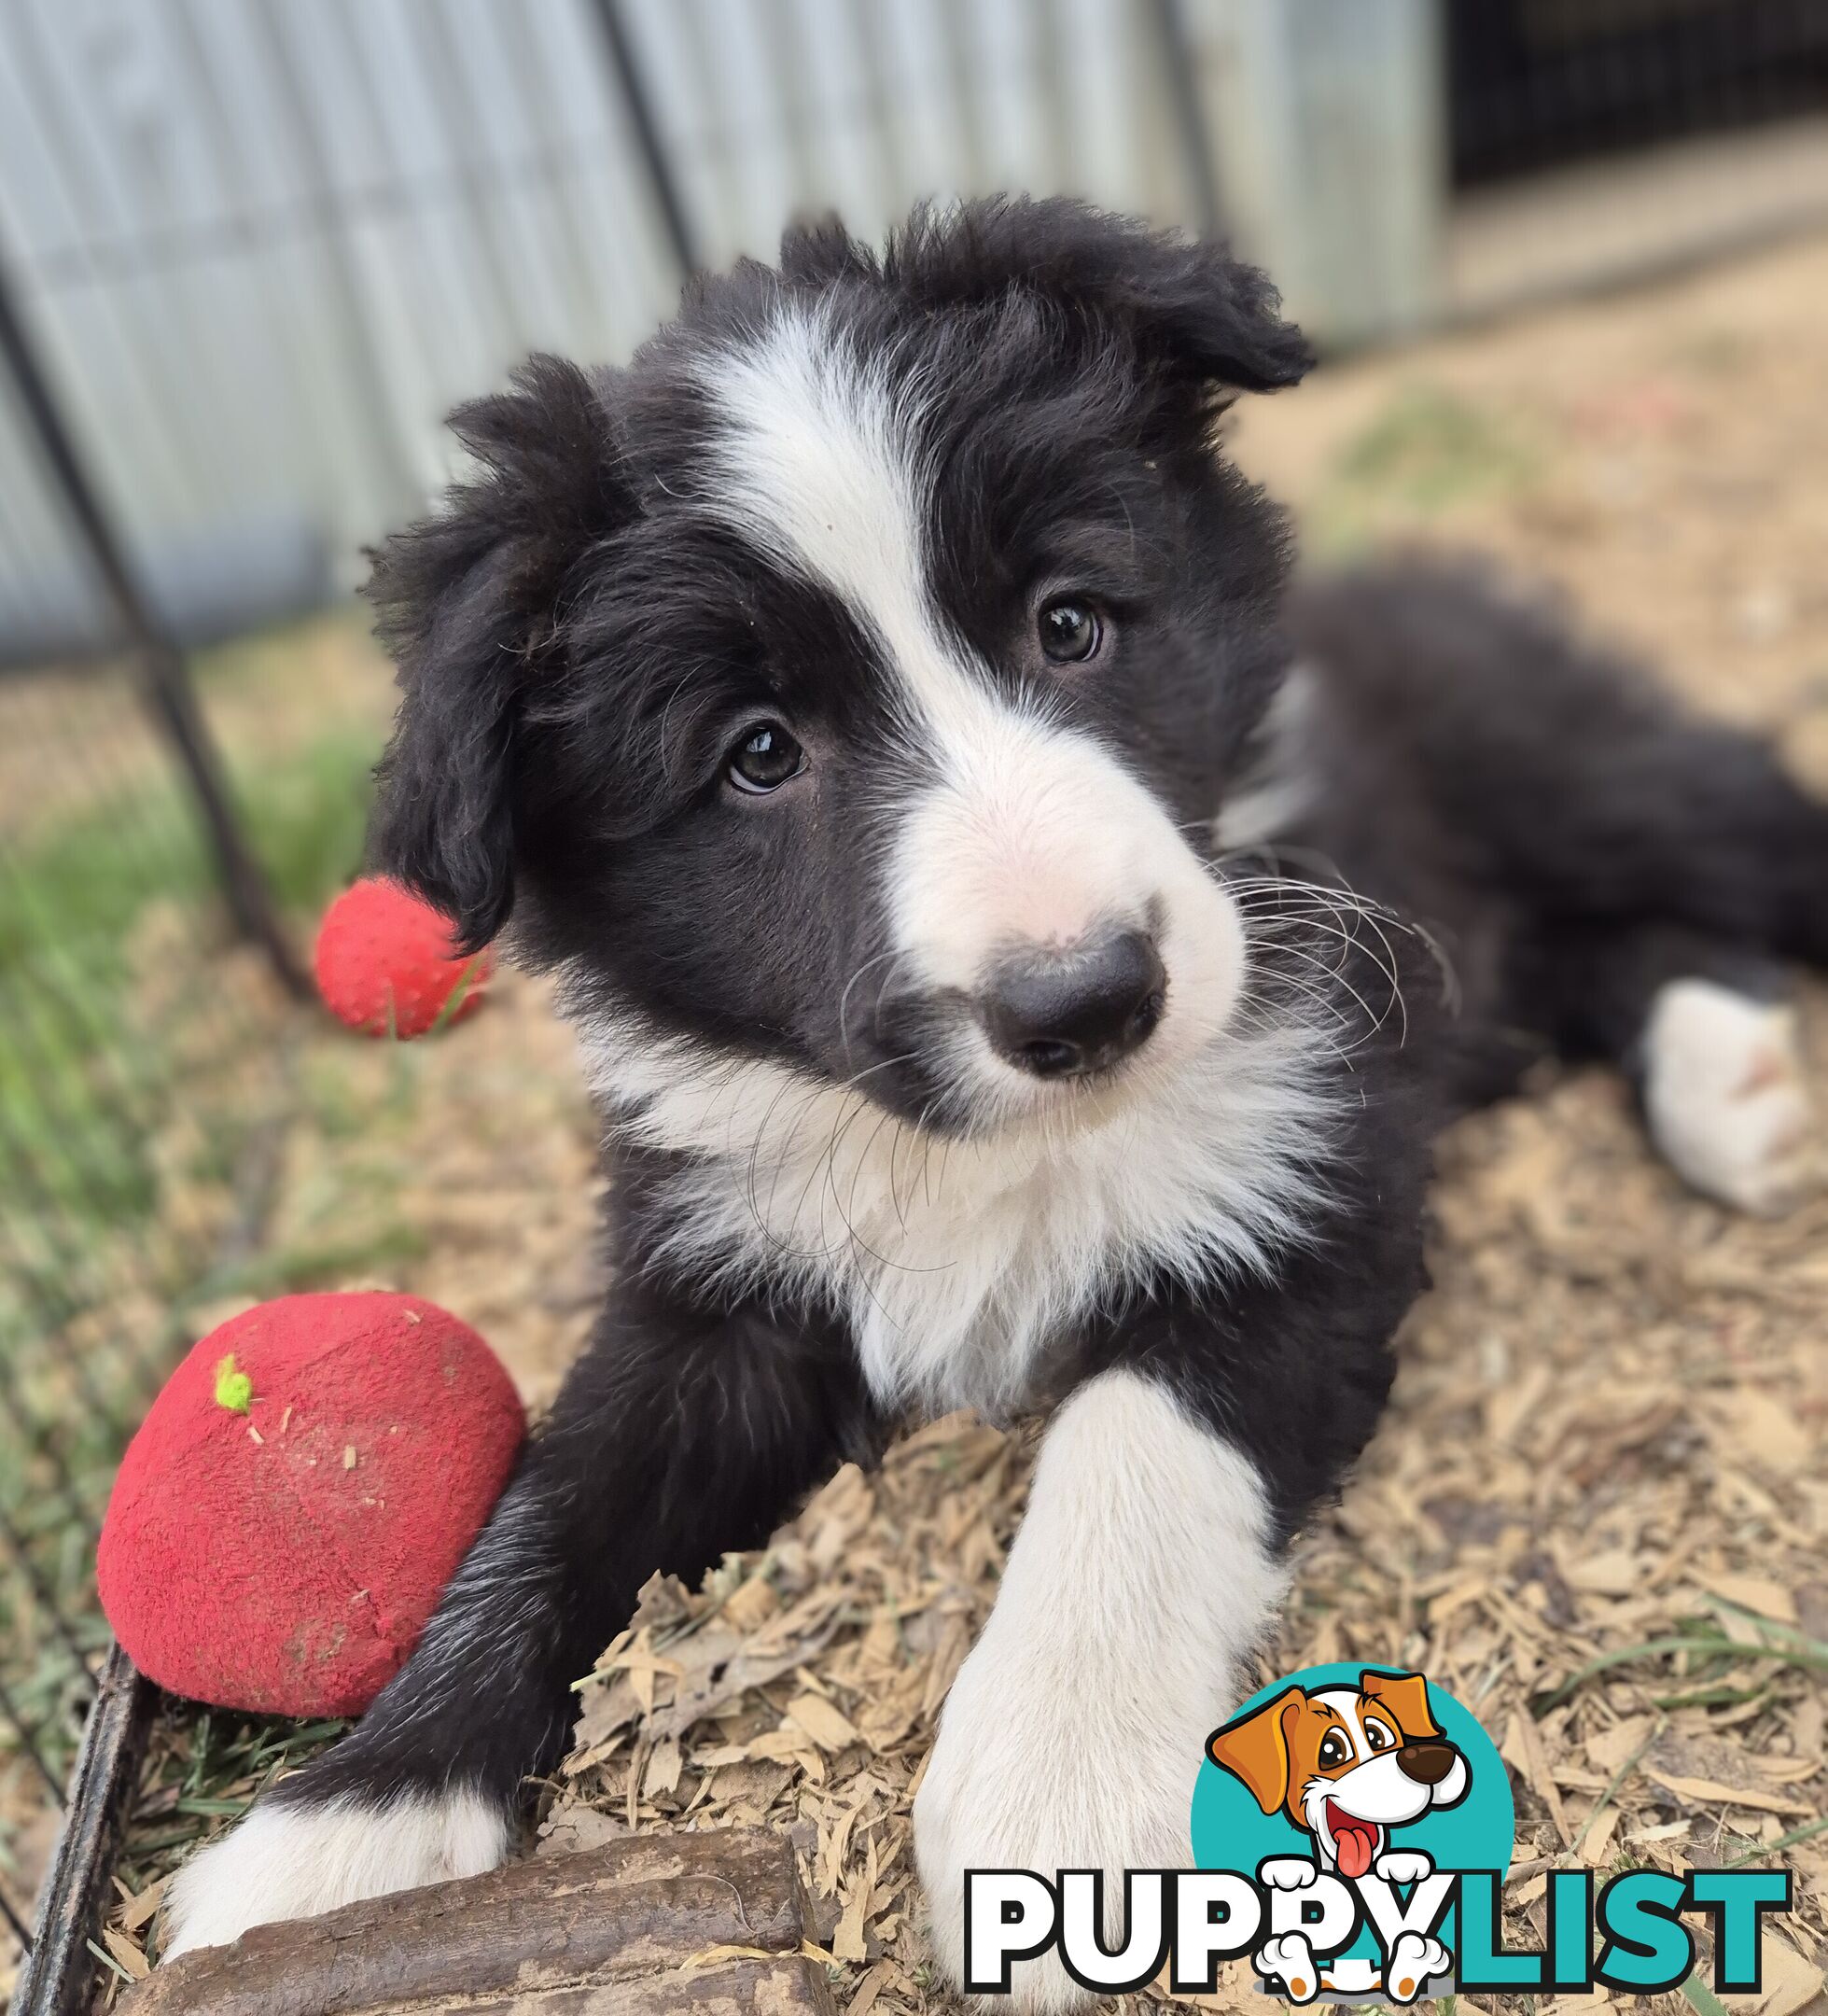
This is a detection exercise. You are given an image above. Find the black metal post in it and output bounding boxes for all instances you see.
[0,252,308,999]
[586,0,702,277]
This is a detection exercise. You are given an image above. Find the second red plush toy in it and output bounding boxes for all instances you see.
[98,1293,523,1717]
[314,876,494,1038]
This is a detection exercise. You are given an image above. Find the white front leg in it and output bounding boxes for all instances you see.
[914,1368,1286,2014]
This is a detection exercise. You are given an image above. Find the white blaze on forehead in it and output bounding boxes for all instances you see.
[694,303,967,736]
[697,304,1246,1001]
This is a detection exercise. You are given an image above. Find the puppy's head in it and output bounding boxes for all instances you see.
[1207,1671,1469,1878]
[368,198,1309,1139]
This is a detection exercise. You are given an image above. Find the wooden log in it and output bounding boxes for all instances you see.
[120,1827,838,2015]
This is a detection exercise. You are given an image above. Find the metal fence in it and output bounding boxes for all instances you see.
[0,0,1218,666]
[9,0,1828,672]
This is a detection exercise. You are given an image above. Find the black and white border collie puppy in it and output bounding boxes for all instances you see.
[165,200,1824,2007]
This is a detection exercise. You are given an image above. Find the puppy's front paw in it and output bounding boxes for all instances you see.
[1374,1848,1433,1885]
[914,1641,1198,2012]
[1256,1931,1320,2002]
[1386,1929,1451,2002]
[161,1787,509,1960]
[1259,1855,1321,1890]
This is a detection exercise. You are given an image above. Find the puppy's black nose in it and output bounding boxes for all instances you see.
[1396,1740,1458,1785]
[983,930,1166,1079]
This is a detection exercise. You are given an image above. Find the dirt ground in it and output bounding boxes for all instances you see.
[77,232,1828,2012]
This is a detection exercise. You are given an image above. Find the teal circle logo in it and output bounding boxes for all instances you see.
[1192,1664,1512,1993]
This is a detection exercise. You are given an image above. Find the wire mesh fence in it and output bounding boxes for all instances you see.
[1449,0,1828,186]
[0,273,313,1971]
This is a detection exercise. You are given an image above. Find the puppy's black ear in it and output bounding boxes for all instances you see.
[365,355,626,952]
[890,195,1312,395]
[1111,229,1313,394]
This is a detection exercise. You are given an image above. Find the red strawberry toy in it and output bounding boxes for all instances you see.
[314,876,493,1038]
[97,1294,523,1717]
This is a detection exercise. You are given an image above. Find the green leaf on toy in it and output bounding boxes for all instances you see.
[214,1354,253,1414]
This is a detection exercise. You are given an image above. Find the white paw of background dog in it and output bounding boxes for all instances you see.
[1258,1855,1320,1891]
[1374,1848,1433,1885]
[1385,1930,1452,2002]
[1255,1931,1321,2002]
[1645,981,1816,1216]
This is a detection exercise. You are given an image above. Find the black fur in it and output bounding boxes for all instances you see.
[367,354,634,954]
[267,200,1823,1893]
[1283,561,1828,1087]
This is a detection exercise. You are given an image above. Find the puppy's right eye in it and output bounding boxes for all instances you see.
[727,721,805,794]
[1318,1731,1350,1771]
[1038,597,1103,664]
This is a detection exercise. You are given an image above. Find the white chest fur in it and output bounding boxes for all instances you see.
[578,1011,1333,1416]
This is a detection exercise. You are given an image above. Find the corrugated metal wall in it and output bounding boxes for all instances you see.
[0,0,1207,663]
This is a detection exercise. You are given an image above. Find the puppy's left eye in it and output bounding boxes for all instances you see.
[726,721,805,794]
[1365,1720,1396,1753]
[1038,597,1103,664]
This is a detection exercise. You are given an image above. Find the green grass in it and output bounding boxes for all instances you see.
[0,724,379,1236]
[111,1707,353,1952]
[1531,1617,1828,1715]
[0,722,379,972]
[0,652,433,1982]
[0,711,385,1339]
[1305,384,1538,556]
[0,708,386,1810]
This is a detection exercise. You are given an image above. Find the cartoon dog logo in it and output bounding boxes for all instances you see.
[1207,1669,1469,2001]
